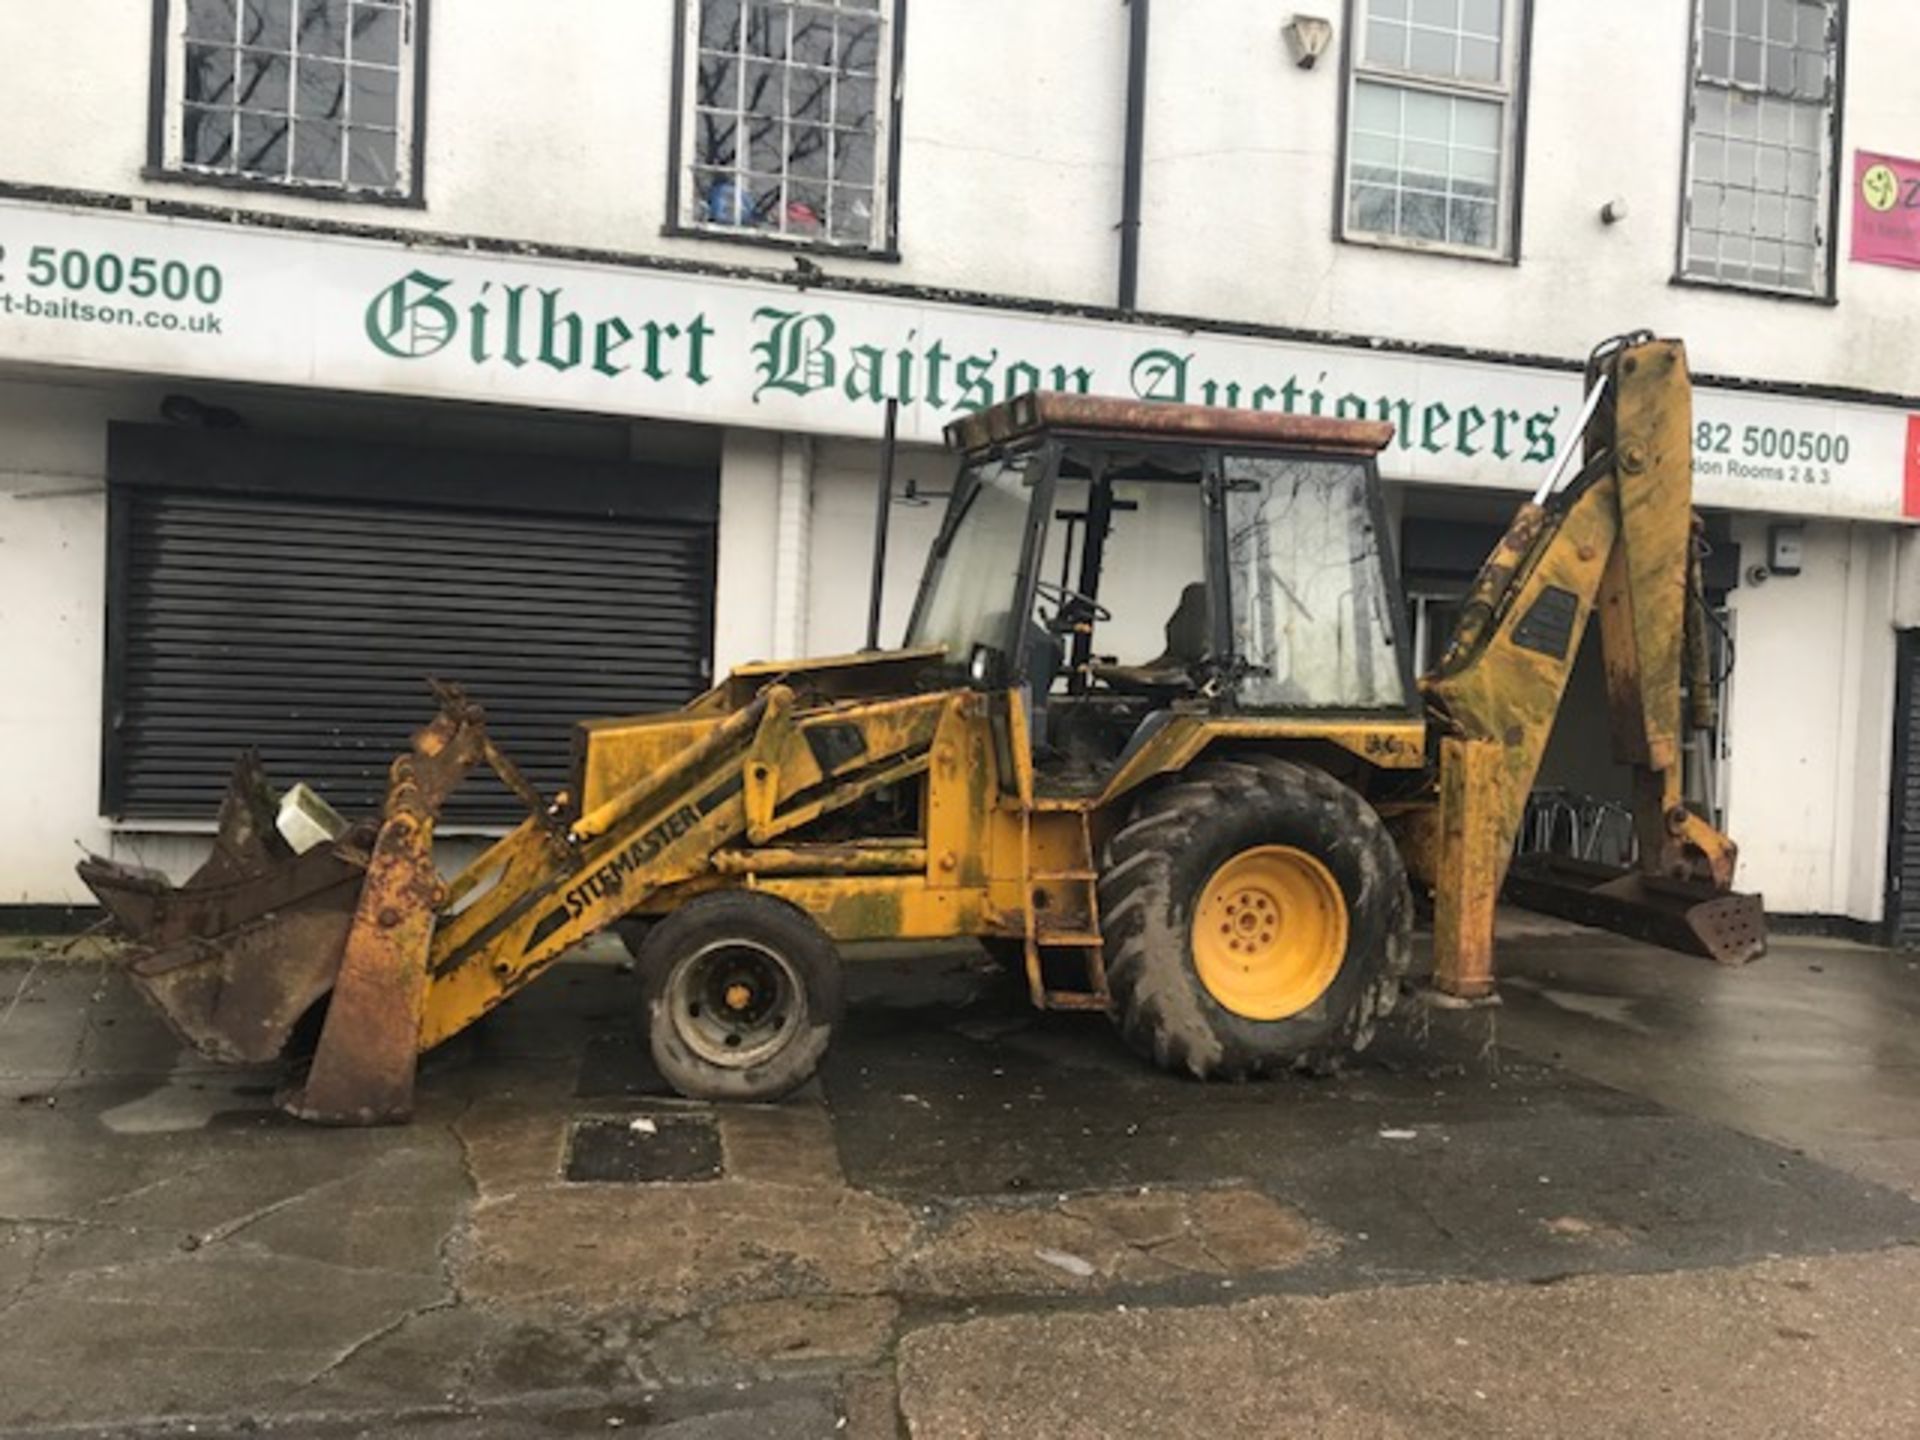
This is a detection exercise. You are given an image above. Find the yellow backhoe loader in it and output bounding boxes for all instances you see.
[79,333,1764,1124]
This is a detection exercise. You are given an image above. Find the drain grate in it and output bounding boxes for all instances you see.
[564,1114,723,1184]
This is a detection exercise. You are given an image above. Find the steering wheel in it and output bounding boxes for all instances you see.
[1034,579,1112,624]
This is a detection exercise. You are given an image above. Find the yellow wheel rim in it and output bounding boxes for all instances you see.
[1191,845,1348,1021]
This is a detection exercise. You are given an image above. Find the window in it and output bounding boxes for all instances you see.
[906,450,1042,668]
[1223,456,1408,711]
[1679,0,1840,297]
[674,0,900,252]
[1342,0,1527,259]
[155,0,424,200]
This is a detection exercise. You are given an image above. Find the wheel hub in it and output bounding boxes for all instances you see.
[1191,845,1348,1021]
[668,940,804,1068]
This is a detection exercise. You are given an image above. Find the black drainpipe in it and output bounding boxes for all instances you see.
[1118,0,1150,310]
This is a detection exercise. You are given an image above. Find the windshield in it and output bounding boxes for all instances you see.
[1223,454,1408,710]
[905,449,1044,665]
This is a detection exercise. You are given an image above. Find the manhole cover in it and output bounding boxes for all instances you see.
[564,1115,723,1184]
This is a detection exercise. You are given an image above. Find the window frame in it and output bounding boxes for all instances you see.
[1335,0,1535,265]
[664,0,907,260]
[1671,0,1847,305]
[1214,449,1420,717]
[145,0,431,208]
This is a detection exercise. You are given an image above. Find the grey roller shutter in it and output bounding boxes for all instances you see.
[105,425,717,828]
[1890,631,1920,949]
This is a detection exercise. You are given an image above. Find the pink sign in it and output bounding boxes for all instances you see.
[1853,151,1920,270]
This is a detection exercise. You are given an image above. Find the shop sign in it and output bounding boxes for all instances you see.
[1,198,1914,522]
[1854,151,1920,271]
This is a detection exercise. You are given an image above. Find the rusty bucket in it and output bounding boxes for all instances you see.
[1503,852,1767,967]
[77,753,372,1067]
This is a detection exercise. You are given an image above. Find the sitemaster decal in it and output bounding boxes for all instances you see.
[522,777,742,954]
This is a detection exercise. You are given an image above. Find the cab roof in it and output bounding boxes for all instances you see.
[943,391,1395,457]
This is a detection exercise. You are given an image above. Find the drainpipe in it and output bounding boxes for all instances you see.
[772,433,813,658]
[1117,0,1151,310]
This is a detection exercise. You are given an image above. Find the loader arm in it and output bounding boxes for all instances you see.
[1405,336,1762,998]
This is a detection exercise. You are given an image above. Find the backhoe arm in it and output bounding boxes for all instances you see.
[1410,336,1759,998]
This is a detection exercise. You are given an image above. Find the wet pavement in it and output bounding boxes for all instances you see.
[2,921,1920,1437]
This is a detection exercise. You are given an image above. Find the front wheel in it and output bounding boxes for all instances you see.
[1098,757,1411,1080]
[637,892,844,1101]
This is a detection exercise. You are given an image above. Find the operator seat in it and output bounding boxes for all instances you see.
[1090,581,1209,695]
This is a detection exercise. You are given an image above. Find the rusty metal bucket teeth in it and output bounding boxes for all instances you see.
[77,754,375,1066]
[1504,853,1767,967]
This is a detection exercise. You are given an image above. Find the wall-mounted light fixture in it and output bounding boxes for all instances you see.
[1282,15,1334,69]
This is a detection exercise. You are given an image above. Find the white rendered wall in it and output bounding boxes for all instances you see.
[0,381,113,902]
[1724,518,1897,918]
[712,429,782,675]
[3,3,1918,398]
[806,440,949,654]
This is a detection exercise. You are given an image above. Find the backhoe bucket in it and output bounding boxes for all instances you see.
[77,754,372,1066]
[1504,853,1767,967]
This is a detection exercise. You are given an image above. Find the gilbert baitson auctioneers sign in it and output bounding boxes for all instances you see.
[1,198,1915,522]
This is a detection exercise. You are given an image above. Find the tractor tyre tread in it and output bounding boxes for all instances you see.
[1098,757,1412,1081]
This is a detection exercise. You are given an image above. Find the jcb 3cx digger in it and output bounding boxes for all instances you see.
[80,334,1765,1124]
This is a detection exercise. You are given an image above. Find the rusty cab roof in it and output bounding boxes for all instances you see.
[943,391,1394,459]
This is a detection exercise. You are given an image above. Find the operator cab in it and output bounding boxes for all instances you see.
[904,392,1416,793]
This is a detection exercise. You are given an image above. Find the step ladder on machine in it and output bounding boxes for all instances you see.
[1021,801,1110,1011]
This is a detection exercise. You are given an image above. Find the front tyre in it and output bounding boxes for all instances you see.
[1099,757,1411,1080]
[638,892,844,1101]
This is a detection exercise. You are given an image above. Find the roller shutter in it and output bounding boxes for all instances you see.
[104,424,717,827]
[1889,631,1920,949]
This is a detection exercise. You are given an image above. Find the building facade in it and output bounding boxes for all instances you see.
[2,0,1918,928]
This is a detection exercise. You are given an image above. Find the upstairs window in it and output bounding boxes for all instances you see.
[1342,0,1528,260]
[674,0,901,254]
[155,0,424,201]
[1679,0,1841,297]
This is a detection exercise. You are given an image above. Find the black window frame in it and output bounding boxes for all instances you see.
[144,0,432,209]
[663,0,908,262]
[1670,0,1848,306]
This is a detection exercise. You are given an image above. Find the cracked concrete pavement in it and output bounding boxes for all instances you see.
[3,924,1920,1436]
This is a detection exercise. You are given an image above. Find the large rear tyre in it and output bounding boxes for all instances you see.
[638,892,844,1102]
[1099,757,1411,1080]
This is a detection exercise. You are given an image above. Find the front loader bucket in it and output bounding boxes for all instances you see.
[80,685,503,1126]
[1504,853,1767,967]
[78,755,372,1065]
